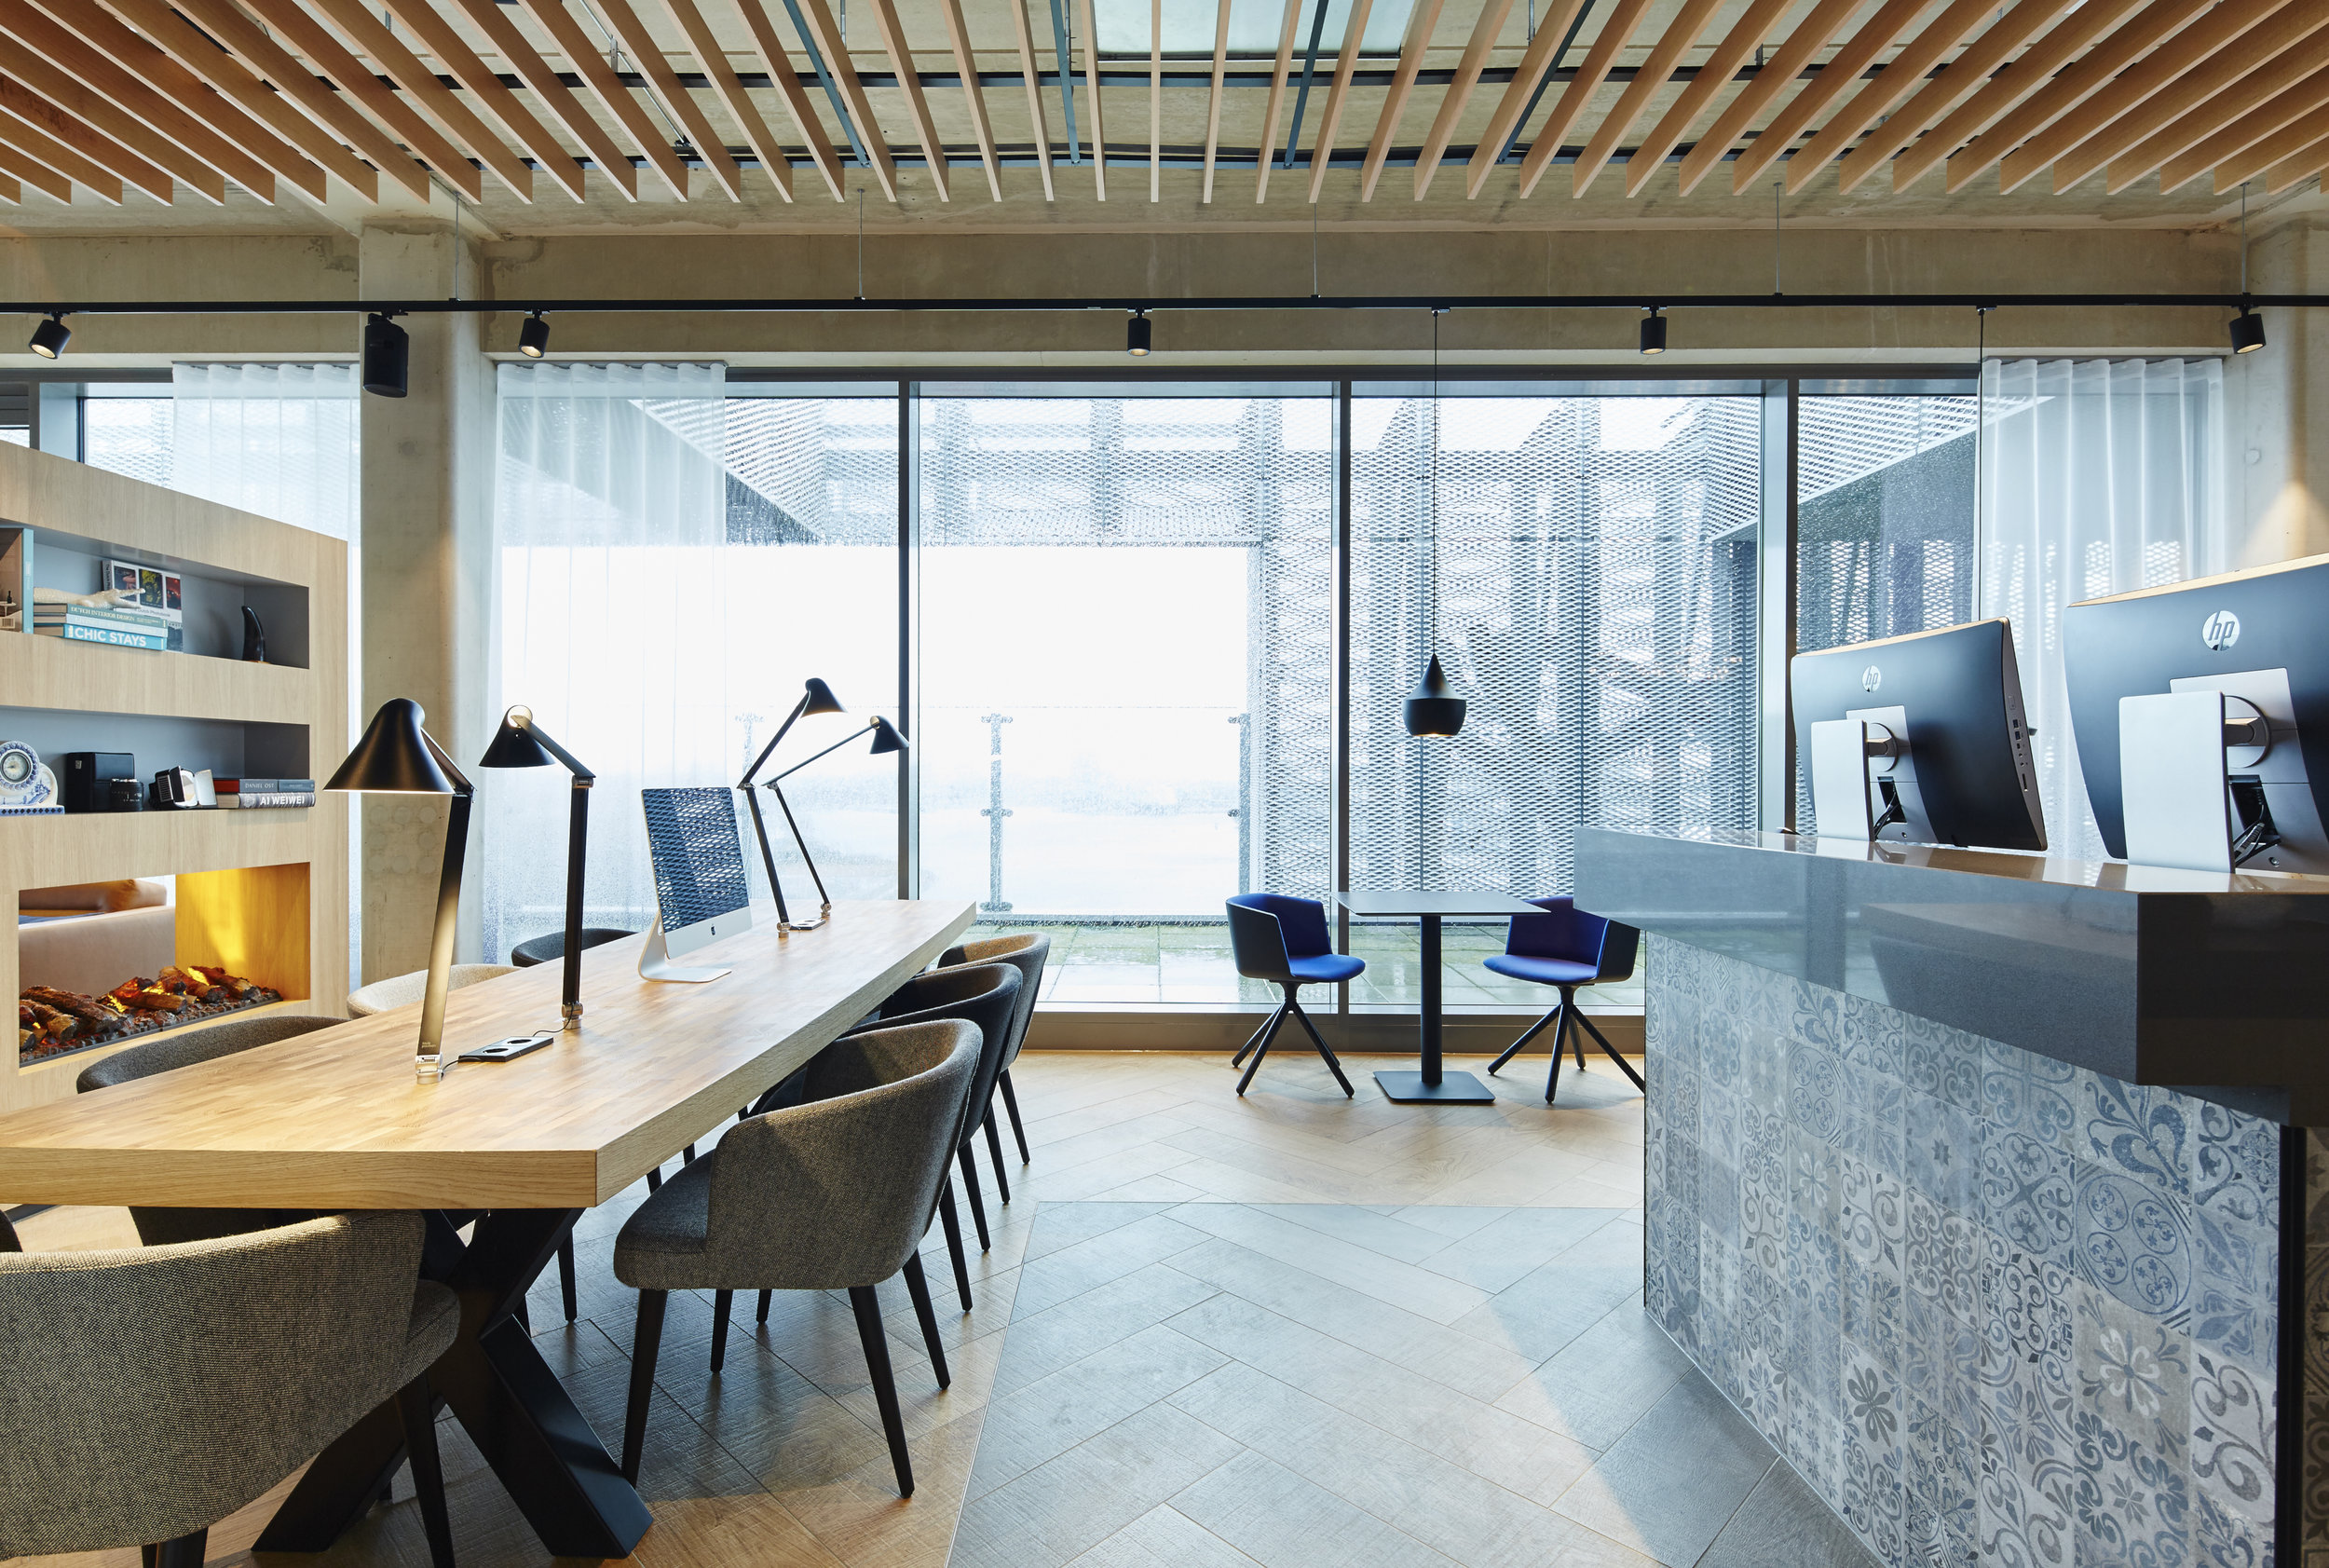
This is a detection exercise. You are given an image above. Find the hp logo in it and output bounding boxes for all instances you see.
[2201,610,2241,650]
[1860,665,1882,693]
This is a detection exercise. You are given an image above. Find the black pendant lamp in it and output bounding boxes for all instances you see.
[1404,308,1466,739]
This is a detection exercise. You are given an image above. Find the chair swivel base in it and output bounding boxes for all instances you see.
[1373,1069,1496,1104]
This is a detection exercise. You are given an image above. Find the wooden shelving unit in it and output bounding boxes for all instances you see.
[1,443,347,1113]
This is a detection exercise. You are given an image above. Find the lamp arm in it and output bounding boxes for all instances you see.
[767,720,878,784]
[738,692,811,788]
[420,731,475,795]
[528,721,596,782]
[769,782,831,908]
[562,780,589,1023]
[739,783,796,927]
[415,786,472,1075]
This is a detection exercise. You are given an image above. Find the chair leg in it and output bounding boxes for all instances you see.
[957,1143,992,1250]
[1287,1000,1354,1098]
[849,1285,915,1497]
[150,1530,207,1568]
[1488,1003,1563,1075]
[998,1070,1030,1164]
[1235,1002,1290,1096]
[1232,1002,1285,1069]
[622,1289,667,1485]
[1569,989,1590,1076]
[982,1108,1012,1205]
[936,1178,974,1311]
[395,1373,456,1568]
[756,1289,771,1324]
[709,1289,733,1373]
[1545,1006,1574,1105]
[1573,1009,1646,1090]
[901,1252,951,1389]
[557,1234,578,1324]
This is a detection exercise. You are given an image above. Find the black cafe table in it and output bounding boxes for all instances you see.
[1334,890,1542,1103]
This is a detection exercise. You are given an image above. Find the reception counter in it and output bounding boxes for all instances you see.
[1573,828,2329,1568]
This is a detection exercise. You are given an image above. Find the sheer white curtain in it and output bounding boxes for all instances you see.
[169,362,361,541]
[484,362,740,963]
[1979,357,2227,862]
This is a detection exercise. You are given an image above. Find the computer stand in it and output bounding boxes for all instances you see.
[636,917,731,983]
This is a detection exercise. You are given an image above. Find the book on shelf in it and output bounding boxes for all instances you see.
[34,619,167,651]
[218,792,315,809]
[214,778,315,795]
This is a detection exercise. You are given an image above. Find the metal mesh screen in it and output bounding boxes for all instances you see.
[1348,396,1763,898]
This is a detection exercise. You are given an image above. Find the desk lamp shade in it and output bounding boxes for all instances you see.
[801,678,846,717]
[478,705,596,1029]
[1404,655,1467,738]
[867,716,907,755]
[327,699,472,1081]
[480,705,557,769]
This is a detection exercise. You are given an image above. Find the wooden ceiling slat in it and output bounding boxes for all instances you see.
[506,0,688,197]
[0,169,21,204]
[1731,0,1941,194]
[2104,28,2329,193]
[0,68,211,201]
[1783,0,1995,194]
[1255,0,1302,202]
[2017,0,2317,193]
[1413,0,1516,198]
[1306,0,1376,201]
[1202,0,1232,200]
[446,0,641,199]
[2208,87,2329,191]
[783,0,899,199]
[0,132,73,201]
[1358,0,1443,200]
[377,0,589,201]
[936,0,1002,200]
[1940,0,2215,193]
[233,0,483,202]
[2265,130,2329,192]
[1833,0,2091,195]
[656,0,799,199]
[1625,0,1790,196]
[1673,0,1861,196]
[1078,0,1106,199]
[0,4,280,200]
[0,87,127,201]
[1464,0,1593,198]
[729,0,847,201]
[1570,0,1723,198]
[851,0,951,200]
[158,0,434,202]
[1513,0,1654,198]
[89,0,382,201]
[591,0,750,199]
[1008,0,1056,200]
[306,0,534,199]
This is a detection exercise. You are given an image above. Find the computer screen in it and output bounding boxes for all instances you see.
[640,786,753,960]
[1791,618,2047,852]
[2063,552,2329,873]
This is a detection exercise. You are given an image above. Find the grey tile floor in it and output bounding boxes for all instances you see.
[950,1198,1880,1568]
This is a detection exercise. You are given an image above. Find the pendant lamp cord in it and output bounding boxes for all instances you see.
[1429,307,1443,655]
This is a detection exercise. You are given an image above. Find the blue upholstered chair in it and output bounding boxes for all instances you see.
[1224,893,1361,1098]
[1483,897,1643,1103]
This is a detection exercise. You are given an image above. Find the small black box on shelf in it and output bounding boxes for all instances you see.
[62,752,135,813]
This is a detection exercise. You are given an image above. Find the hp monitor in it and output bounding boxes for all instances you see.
[1791,619,2047,852]
[2063,552,2329,874]
[638,785,753,981]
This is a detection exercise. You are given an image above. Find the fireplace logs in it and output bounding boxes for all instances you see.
[20,964,285,1066]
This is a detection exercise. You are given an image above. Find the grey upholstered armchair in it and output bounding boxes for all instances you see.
[0,1211,461,1568]
[614,1018,979,1498]
[926,932,1050,1164]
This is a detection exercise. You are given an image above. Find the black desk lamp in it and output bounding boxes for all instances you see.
[737,679,907,932]
[480,706,594,1030]
[325,698,472,1082]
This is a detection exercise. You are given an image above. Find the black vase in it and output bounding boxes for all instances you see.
[241,606,266,664]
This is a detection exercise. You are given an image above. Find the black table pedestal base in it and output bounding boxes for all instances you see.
[1374,1070,1496,1104]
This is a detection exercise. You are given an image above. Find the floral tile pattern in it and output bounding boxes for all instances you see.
[1644,936,2307,1568]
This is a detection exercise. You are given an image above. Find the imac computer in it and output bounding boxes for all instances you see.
[638,785,753,981]
[2063,552,2329,874]
[1791,619,2047,852]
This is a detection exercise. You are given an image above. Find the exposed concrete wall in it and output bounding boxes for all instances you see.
[2227,215,2329,570]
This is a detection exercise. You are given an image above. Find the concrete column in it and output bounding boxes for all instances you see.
[2227,214,2329,569]
[357,223,497,980]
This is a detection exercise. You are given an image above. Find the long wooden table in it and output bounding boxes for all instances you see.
[0,898,974,1559]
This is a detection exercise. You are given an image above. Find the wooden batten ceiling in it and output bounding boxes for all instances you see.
[0,0,2320,216]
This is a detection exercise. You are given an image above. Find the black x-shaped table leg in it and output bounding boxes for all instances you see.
[255,1208,653,1560]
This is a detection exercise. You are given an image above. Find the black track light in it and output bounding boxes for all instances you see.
[361,311,409,398]
[28,311,69,360]
[1639,308,1668,356]
[1127,310,1152,357]
[2229,306,2266,355]
[519,308,551,359]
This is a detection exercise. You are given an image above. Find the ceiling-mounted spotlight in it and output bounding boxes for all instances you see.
[1126,310,1152,357]
[2229,306,2266,355]
[519,308,551,359]
[1639,308,1668,357]
[361,311,409,398]
[28,311,69,360]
